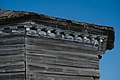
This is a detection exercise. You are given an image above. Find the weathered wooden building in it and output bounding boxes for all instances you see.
[0,9,114,80]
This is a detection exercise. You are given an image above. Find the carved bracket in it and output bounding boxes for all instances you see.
[0,23,107,52]
[25,23,107,51]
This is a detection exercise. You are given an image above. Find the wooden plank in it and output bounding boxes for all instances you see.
[26,37,98,53]
[17,21,31,26]
[0,44,25,49]
[26,44,98,61]
[0,49,25,54]
[0,36,25,45]
[0,62,25,72]
[0,49,25,56]
[27,52,98,63]
[0,54,25,65]
[0,32,25,37]
[27,72,97,80]
[0,45,25,52]
[26,43,98,59]
[0,72,25,80]
[27,62,99,77]
[27,54,99,69]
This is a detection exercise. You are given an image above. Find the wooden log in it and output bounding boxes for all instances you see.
[27,72,99,80]
[27,62,99,77]
[0,49,25,56]
[0,36,25,45]
[0,72,25,80]
[26,45,98,61]
[27,50,98,62]
[26,37,98,55]
[0,45,25,52]
[27,54,99,69]
[0,61,25,72]
[0,54,25,65]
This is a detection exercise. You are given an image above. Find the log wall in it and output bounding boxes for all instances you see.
[0,21,107,80]
[0,26,26,80]
[26,36,100,80]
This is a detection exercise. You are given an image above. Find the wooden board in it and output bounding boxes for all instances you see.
[26,36,100,79]
[0,72,25,80]
[0,33,26,79]
[27,72,99,80]
[0,23,100,80]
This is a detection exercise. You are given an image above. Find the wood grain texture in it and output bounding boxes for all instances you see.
[0,31,26,79]
[0,72,25,80]
[25,36,100,79]
[27,72,99,80]
[0,24,101,80]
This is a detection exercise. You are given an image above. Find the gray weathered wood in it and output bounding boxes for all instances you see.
[27,72,99,80]
[25,36,100,78]
[0,72,25,80]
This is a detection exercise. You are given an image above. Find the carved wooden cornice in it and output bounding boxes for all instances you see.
[0,22,107,53]
[0,9,114,51]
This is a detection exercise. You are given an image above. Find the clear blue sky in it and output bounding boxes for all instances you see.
[0,0,120,80]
